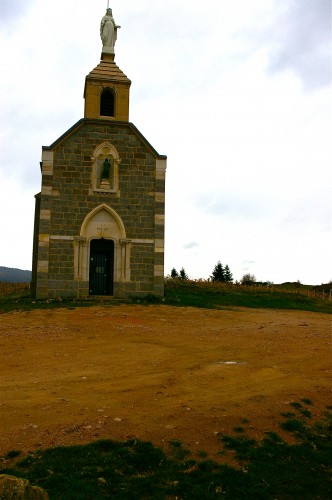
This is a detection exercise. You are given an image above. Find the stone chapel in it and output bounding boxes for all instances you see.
[31,8,166,299]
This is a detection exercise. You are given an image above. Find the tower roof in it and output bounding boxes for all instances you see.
[84,57,131,97]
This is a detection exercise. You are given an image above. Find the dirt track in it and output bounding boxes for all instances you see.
[0,305,330,460]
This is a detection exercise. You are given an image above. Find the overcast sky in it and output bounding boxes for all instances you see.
[0,0,331,284]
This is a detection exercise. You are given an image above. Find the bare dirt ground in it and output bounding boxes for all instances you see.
[0,305,331,461]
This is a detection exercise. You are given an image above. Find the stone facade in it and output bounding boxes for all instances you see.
[32,55,166,299]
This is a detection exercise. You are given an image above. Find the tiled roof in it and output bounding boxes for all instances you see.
[86,60,131,84]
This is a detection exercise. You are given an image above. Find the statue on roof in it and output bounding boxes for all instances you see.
[100,8,121,54]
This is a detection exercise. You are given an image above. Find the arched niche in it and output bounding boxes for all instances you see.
[91,142,121,193]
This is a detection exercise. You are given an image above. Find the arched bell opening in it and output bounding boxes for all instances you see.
[100,88,115,117]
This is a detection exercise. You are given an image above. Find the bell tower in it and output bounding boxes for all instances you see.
[84,54,131,121]
[84,53,131,122]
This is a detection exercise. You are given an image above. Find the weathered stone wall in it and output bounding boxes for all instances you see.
[34,119,165,299]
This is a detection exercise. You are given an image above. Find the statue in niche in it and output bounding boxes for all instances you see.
[100,8,121,53]
[101,158,111,180]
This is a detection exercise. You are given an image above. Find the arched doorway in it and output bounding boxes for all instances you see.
[76,204,131,296]
[89,238,114,295]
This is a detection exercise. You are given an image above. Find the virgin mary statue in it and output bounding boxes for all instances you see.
[100,8,121,54]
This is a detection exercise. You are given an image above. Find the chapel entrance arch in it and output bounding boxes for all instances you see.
[75,204,131,296]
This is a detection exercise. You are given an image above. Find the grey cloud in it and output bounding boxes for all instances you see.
[281,196,332,232]
[183,242,199,250]
[267,0,331,90]
[241,261,256,274]
[196,194,267,219]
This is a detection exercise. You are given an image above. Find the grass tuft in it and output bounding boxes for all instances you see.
[300,408,312,419]
[233,426,245,433]
[301,398,313,405]
[290,401,303,409]
[281,411,296,418]
[280,418,306,434]
[5,450,21,459]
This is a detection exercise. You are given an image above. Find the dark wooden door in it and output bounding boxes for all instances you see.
[89,239,114,295]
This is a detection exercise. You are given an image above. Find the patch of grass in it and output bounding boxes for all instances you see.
[0,282,30,297]
[280,418,307,434]
[168,439,182,448]
[1,279,330,314]
[174,448,192,460]
[0,298,71,313]
[1,408,331,500]
[164,279,331,313]
[286,400,312,419]
[301,398,313,405]
[281,411,296,418]
[135,293,163,304]
[233,426,245,433]
[220,435,258,461]
[219,408,332,499]
[0,288,102,314]
[300,408,312,419]
[168,440,191,460]
[5,450,21,459]
[290,401,303,409]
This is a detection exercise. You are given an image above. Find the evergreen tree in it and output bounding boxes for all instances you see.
[224,264,233,283]
[170,268,178,278]
[210,261,225,282]
[179,267,188,280]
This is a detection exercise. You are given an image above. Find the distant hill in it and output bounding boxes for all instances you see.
[0,267,32,283]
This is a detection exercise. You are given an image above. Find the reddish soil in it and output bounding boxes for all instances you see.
[0,305,330,461]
